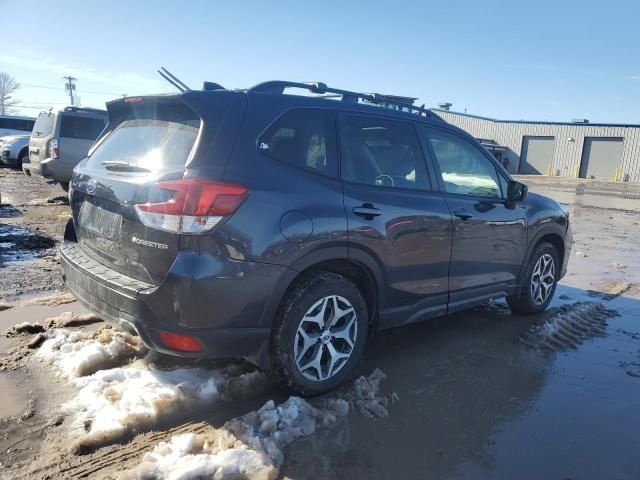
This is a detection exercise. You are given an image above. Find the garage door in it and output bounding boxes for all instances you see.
[579,137,624,180]
[520,136,555,174]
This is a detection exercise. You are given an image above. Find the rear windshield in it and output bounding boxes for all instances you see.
[60,115,106,140]
[0,117,34,132]
[86,116,200,173]
[32,113,54,137]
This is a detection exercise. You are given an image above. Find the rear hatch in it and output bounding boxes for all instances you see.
[29,111,56,165]
[70,92,239,285]
[57,113,107,165]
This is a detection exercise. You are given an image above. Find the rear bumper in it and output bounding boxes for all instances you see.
[60,237,284,360]
[36,157,76,182]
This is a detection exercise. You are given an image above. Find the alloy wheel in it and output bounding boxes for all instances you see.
[294,295,358,382]
[530,253,555,305]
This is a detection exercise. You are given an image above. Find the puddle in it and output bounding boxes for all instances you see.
[0,372,27,420]
[0,224,57,266]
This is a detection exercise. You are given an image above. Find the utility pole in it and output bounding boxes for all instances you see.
[63,76,77,105]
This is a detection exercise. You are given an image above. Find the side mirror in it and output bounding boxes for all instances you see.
[506,180,527,208]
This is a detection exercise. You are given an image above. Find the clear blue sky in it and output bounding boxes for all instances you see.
[1,0,638,123]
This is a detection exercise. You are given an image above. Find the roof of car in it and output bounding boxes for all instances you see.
[0,115,35,121]
[40,106,107,116]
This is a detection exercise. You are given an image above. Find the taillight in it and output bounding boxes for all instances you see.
[49,138,59,159]
[134,178,248,234]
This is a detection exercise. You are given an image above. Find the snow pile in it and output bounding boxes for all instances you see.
[65,365,266,453]
[122,396,349,480]
[24,291,76,307]
[121,369,390,480]
[4,312,101,337]
[336,368,392,419]
[520,301,618,352]
[44,311,103,328]
[36,327,144,378]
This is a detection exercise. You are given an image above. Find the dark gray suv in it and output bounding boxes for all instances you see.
[61,81,571,394]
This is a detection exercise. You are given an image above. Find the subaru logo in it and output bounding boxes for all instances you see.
[86,179,97,194]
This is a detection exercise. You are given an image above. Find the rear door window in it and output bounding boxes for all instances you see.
[60,115,106,140]
[259,109,338,178]
[86,117,199,173]
[340,115,430,191]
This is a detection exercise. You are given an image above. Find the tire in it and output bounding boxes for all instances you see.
[269,271,368,396]
[59,182,70,192]
[17,153,27,170]
[507,242,559,314]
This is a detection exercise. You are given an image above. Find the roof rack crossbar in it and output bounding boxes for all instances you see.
[247,80,432,117]
[159,67,191,91]
[158,69,186,92]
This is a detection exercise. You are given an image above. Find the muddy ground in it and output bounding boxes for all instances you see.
[1,171,639,479]
[1,168,68,299]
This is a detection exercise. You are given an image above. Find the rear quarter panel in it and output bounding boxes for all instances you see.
[215,94,349,269]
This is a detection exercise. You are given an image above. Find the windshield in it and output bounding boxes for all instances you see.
[86,117,199,172]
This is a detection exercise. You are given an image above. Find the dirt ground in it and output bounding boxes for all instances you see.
[1,170,640,479]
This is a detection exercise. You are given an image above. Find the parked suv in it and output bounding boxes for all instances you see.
[61,82,571,395]
[0,115,35,138]
[29,107,107,191]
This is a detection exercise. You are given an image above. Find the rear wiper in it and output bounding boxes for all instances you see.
[102,161,151,173]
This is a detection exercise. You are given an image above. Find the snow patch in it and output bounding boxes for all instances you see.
[337,368,391,418]
[36,327,144,378]
[122,396,349,480]
[66,365,231,452]
[121,369,389,480]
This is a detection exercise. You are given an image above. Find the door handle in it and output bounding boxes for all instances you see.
[453,210,473,221]
[353,204,381,219]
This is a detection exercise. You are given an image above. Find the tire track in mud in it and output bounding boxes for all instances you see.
[49,421,211,479]
[520,301,619,352]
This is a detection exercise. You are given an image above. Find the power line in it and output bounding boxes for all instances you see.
[22,82,126,96]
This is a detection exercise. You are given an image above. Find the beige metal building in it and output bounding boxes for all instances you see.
[432,109,640,182]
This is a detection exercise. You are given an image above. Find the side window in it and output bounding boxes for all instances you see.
[260,109,337,178]
[341,115,429,191]
[425,128,502,198]
[60,116,106,140]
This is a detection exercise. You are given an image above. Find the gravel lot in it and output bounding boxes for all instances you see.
[1,170,639,480]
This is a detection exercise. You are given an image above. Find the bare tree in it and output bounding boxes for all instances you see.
[0,72,20,115]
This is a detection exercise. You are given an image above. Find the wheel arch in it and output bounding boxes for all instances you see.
[518,226,566,289]
[259,247,384,333]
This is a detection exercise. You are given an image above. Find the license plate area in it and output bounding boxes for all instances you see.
[78,201,123,241]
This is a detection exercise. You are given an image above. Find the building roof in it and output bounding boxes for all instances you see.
[431,109,640,129]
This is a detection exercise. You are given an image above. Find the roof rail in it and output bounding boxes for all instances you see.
[63,106,106,113]
[247,80,433,117]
